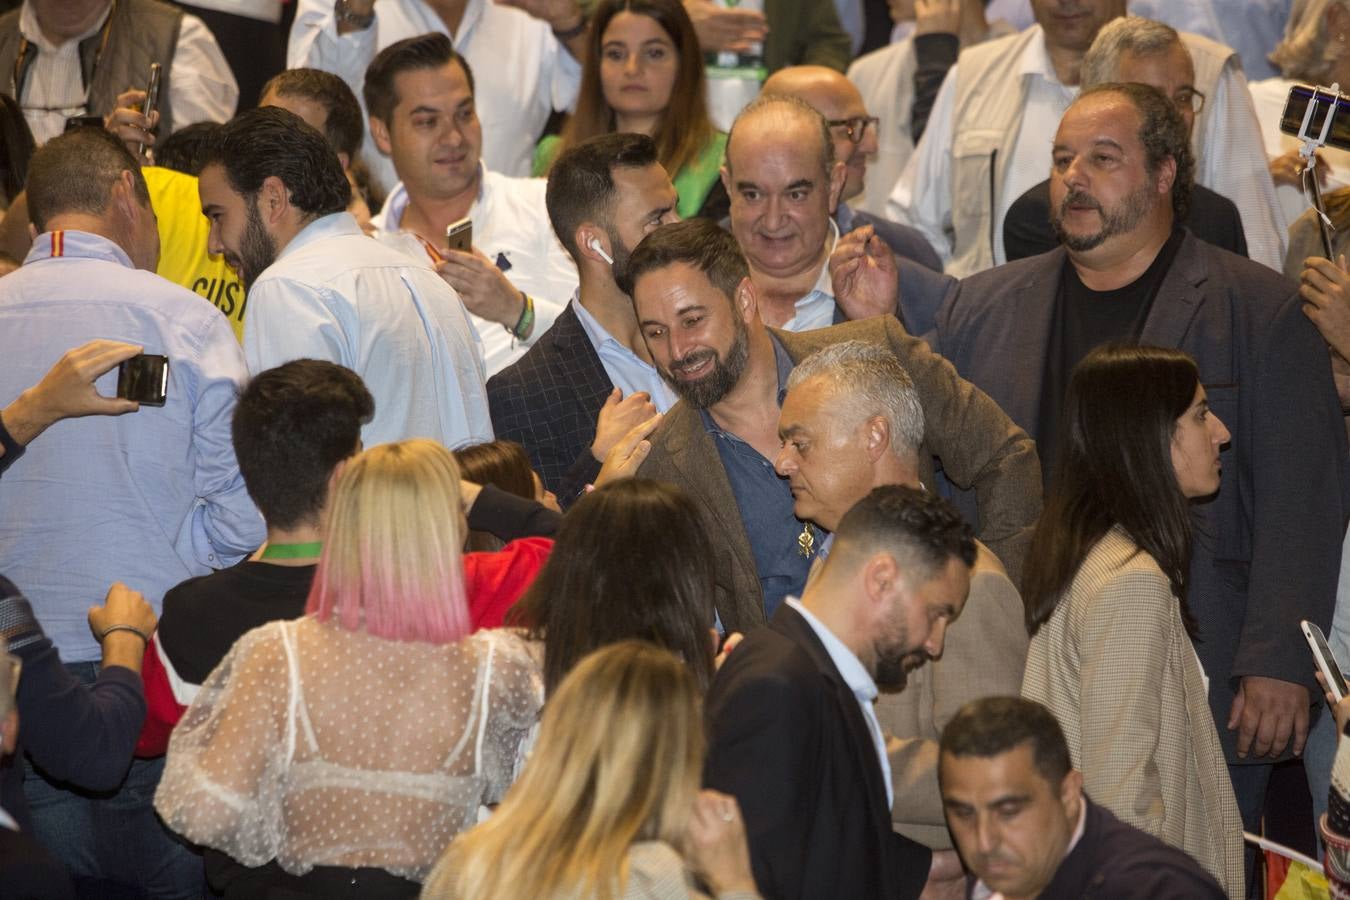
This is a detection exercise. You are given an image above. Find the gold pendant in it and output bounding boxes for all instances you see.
[797,523,815,558]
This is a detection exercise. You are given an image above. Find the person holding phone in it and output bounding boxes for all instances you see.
[1020,344,1244,897]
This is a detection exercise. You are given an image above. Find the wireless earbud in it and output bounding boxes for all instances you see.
[588,237,614,265]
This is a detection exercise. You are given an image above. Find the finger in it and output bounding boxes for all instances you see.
[603,387,621,408]
[78,341,144,377]
[623,412,664,444]
[1293,705,1310,757]
[619,391,651,406]
[1227,691,1244,735]
[1301,284,1331,310]
[1251,710,1278,759]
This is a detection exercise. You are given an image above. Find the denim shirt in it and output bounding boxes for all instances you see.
[699,335,818,618]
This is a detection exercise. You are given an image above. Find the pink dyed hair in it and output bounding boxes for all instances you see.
[306,439,471,643]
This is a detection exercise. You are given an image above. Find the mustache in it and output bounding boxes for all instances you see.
[1058,190,1101,216]
[670,349,716,374]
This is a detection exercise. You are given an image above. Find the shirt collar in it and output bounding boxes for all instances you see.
[701,330,795,438]
[373,163,488,235]
[571,292,625,353]
[1016,26,1062,83]
[785,596,877,704]
[277,212,365,261]
[19,0,109,52]
[971,796,1088,900]
[23,230,133,268]
[809,217,841,299]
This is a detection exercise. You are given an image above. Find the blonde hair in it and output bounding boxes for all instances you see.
[305,439,470,643]
[425,641,703,899]
[1269,0,1348,81]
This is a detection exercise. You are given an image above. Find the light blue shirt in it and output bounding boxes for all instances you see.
[785,596,894,807]
[779,219,840,333]
[570,295,677,412]
[245,212,492,449]
[0,231,264,661]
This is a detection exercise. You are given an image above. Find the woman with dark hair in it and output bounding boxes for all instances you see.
[512,478,719,694]
[1019,344,1244,897]
[532,0,728,220]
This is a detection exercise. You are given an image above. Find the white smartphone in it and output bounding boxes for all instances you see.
[445,217,473,253]
[1302,619,1349,705]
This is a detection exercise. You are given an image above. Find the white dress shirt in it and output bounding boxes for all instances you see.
[372,165,577,375]
[888,26,1287,273]
[786,596,894,808]
[245,211,492,450]
[287,0,581,192]
[17,0,237,146]
[777,218,840,333]
[572,295,678,412]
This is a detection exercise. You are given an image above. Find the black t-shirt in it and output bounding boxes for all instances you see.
[1037,229,1187,479]
[156,561,315,685]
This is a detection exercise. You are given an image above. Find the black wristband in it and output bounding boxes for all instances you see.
[0,412,24,477]
[552,13,588,41]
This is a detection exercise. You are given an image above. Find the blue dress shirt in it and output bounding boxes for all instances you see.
[700,335,817,618]
[571,295,678,412]
[0,231,263,661]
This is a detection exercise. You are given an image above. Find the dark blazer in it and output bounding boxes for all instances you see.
[1018,797,1226,899]
[486,303,610,505]
[932,231,1350,763]
[0,827,75,900]
[705,603,931,900]
[1002,179,1249,262]
[639,315,1041,635]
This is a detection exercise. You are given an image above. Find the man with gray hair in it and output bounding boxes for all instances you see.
[720,93,957,336]
[1002,15,1259,260]
[775,340,1027,852]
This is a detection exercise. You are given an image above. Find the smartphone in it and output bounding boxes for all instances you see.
[1302,619,1349,705]
[117,354,169,407]
[445,217,473,254]
[63,115,103,133]
[137,62,162,157]
[1280,84,1350,152]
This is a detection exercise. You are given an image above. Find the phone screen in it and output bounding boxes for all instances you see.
[1304,620,1349,701]
[117,354,169,406]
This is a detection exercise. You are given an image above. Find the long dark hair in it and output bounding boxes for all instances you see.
[548,0,713,180]
[510,479,717,694]
[1022,344,1200,636]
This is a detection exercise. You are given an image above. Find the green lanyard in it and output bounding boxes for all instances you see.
[260,541,323,560]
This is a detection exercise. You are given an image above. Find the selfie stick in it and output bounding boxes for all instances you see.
[1296,83,1342,258]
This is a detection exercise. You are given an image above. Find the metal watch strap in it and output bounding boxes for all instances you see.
[334,0,374,29]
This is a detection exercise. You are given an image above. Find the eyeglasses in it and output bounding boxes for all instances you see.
[1175,88,1205,115]
[826,116,880,144]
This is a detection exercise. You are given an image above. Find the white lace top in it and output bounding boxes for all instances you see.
[154,617,544,881]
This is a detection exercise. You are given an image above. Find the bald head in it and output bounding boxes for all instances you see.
[727,95,835,183]
[761,67,876,202]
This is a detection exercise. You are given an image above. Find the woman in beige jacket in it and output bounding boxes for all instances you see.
[1020,344,1245,898]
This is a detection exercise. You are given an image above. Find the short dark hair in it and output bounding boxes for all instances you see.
[940,697,1072,786]
[262,68,365,162]
[200,106,351,217]
[154,122,222,175]
[363,32,475,125]
[832,485,977,583]
[617,218,749,302]
[545,132,659,261]
[1078,82,1194,221]
[511,479,717,695]
[232,359,374,531]
[26,127,151,232]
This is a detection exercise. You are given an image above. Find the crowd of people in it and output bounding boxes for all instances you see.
[2,0,1350,898]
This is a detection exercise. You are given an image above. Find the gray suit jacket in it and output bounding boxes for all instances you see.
[932,231,1350,763]
[639,315,1042,636]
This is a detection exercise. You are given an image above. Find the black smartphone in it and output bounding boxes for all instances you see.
[63,115,104,132]
[445,217,473,253]
[138,62,162,157]
[117,354,169,407]
[1280,84,1350,152]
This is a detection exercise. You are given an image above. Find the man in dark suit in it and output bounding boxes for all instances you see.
[720,93,955,336]
[486,133,673,505]
[939,697,1226,899]
[928,82,1349,847]
[620,218,1039,636]
[705,484,974,900]
[1001,16,1248,263]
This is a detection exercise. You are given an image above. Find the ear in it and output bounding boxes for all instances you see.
[258,175,291,226]
[1154,155,1177,199]
[368,115,392,158]
[827,160,847,213]
[336,151,351,172]
[861,551,899,610]
[1059,768,1084,817]
[576,225,611,266]
[863,415,890,463]
[732,275,758,322]
[719,164,731,197]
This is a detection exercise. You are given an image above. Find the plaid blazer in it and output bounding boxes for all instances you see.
[486,304,611,506]
[1022,527,1245,898]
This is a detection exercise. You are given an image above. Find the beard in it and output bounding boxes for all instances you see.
[232,198,279,291]
[875,649,930,692]
[1049,183,1157,252]
[662,311,751,409]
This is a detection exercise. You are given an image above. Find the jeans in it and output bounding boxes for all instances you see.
[1230,761,1274,900]
[1306,709,1338,860]
[23,660,205,899]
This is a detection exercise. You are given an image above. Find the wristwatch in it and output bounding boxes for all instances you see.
[334,0,374,30]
